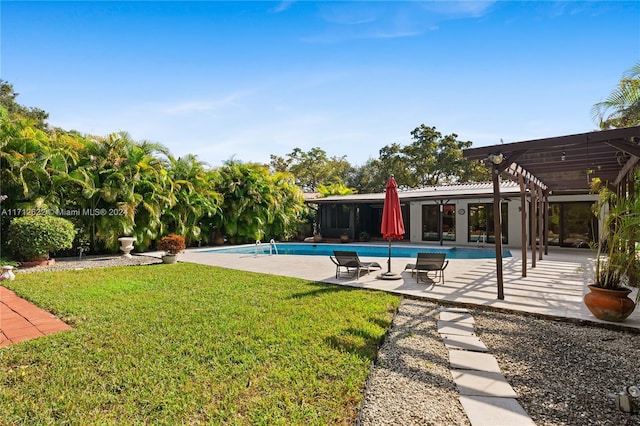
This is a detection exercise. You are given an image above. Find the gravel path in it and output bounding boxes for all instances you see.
[360,298,640,426]
[14,254,162,274]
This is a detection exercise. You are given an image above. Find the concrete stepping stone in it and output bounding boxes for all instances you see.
[451,370,518,398]
[441,307,469,313]
[441,334,488,352]
[440,311,475,324]
[438,320,475,336]
[449,350,502,373]
[459,396,536,426]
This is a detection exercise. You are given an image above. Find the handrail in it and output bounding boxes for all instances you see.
[255,239,278,256]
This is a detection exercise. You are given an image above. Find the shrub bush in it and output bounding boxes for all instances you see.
[8,215,77,261]
[157,234,186,254]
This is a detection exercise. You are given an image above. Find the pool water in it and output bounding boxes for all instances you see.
[200,243,511,259]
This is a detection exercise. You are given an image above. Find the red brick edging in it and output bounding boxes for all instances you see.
[0,286,72,347]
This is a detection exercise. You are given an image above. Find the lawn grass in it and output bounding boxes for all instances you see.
[0,263,399,424]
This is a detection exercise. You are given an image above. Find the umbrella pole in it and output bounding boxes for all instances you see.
[378,238,402,280]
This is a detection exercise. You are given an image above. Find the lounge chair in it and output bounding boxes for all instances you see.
[404,252,449,283]
[330,250,382,280]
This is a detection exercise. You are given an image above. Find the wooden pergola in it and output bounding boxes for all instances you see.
[463,125,640,299]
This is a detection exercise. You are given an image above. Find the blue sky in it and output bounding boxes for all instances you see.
[2,1,639,167]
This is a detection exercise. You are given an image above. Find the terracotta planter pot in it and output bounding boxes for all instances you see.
[19,258,55,268]
[583,285,636,322]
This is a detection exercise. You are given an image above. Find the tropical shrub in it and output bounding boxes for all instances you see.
[157,233,186,254]
[7,215,77,260]
[211,161,306,244]
[591,170,640,295]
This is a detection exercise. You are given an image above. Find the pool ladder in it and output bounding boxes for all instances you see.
[255,239,279,256]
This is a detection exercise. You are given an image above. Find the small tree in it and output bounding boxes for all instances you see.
[8,216,77,261]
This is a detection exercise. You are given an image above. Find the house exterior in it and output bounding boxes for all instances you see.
[308,181,600,249]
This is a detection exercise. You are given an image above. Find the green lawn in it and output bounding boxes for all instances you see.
[0,263,399,425]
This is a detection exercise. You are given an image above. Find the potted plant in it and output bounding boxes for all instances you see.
[359,231,370,242]
[583,175,640,322]
[157,234,186,264]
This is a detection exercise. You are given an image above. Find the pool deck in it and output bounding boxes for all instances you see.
[179,244,640,331]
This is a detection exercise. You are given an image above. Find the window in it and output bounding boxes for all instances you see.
[422,205,439,241]
[329,204,350,229]
[468,203,508,244]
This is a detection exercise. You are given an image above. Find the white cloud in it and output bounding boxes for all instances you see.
[301,1,495,43]
[271,1,297,14]
[162,89,255,115]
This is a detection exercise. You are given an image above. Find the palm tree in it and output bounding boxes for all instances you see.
[66,132,171,252]
[161,154,221,245]
[592,62,640,129]
[211,161,306,244]
[0,109,74,210]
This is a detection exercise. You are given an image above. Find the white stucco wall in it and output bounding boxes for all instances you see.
[408,193,601,248]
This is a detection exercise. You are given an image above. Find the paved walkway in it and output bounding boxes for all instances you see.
[0,286,72,347]
[439,307,535,425]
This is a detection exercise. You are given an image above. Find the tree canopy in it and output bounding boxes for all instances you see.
[344,125,490,192]
[269,147,353,192]
[0,80,49,129]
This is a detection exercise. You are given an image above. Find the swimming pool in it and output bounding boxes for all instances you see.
[200,243,511,259]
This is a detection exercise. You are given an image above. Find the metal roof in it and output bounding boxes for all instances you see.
[463,126,640,193]
[309,181,521,204]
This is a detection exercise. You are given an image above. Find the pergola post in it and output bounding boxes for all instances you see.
[537,186,544,261]
[529,179,537,268]
[544,189,550,256]
[492,164,504,300]
[518,174,527,277]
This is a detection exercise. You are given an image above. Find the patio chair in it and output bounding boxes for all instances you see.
[404,252,449,284]
[330,250,382,280]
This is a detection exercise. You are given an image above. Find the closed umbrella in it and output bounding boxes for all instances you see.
[379,175,405,280]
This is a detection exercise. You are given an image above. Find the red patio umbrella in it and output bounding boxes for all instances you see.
[379,176,405,279]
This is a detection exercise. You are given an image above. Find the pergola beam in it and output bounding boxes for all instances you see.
[614,155,640,187]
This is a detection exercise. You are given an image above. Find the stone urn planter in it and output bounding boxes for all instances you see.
[161,254,178,264]
[118,237,136,258]
[583,285,636,322]
[0,265,16,281]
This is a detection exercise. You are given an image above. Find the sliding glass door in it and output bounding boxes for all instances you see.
[422,204,456,241]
